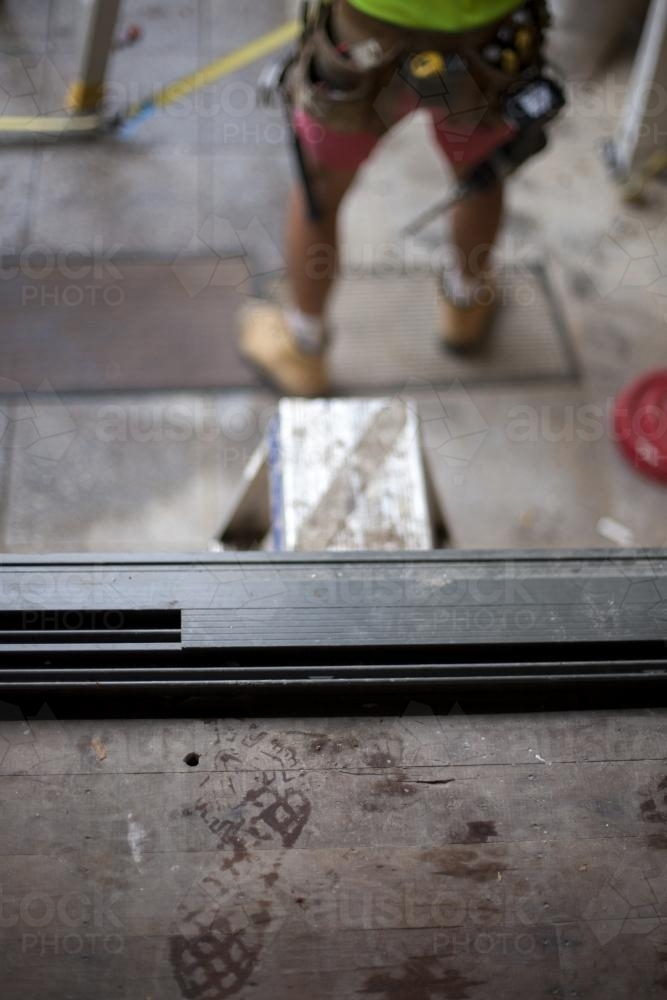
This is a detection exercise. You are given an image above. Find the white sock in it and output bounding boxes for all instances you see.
[442,269,492,308]
[286,306,328,355]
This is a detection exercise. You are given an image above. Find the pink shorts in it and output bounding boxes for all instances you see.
[294,105,516,174]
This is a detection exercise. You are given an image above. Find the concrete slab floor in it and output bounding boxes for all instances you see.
[0,391,273,552]
[0,0,664,552]
[419,384,667,550]
[32,142,211,254]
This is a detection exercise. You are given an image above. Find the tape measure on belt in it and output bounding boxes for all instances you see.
[410,51,447,79]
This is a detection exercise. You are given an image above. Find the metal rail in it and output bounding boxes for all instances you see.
[0,551,663,691]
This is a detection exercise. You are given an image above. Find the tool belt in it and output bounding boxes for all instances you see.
[286,0,550,136]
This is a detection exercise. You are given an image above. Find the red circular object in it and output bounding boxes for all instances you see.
[613,370,667,484]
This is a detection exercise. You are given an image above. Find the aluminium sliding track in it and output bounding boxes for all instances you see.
[0,550,664,691]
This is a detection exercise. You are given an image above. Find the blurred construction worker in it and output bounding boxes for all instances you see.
[240,0,550,396]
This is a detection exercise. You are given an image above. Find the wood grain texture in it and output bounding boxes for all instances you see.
[1,710,666,999]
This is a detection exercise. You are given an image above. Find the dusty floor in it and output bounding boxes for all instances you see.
[0,10,666,1000]
[0,0,665,552]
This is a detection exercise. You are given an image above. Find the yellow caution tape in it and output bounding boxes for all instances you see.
[130,19,300,116]
[0,19,300,136]
[0,113,101,133]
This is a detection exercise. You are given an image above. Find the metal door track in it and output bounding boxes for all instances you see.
[0,551,664,691]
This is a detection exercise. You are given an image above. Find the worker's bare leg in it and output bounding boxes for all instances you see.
[439,171,505,351]
[450,176,504,279]
[285,167,504,312]
[238,167,357,397]
[285,166,357,320]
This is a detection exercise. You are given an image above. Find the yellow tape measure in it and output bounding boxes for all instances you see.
[410,51,446,79]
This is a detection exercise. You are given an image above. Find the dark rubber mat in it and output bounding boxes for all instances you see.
[0,257,258,394]
[328,263,579,392]
[0,258,577,394]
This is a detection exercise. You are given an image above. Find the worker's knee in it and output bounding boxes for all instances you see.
[295,164,357,219]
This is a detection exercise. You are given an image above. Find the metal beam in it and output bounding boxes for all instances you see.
[68,0,122,113]
[610,0,667,180]
[0,551,664,691]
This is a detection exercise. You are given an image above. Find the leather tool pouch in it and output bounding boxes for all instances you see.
[462,0,550,117]
[288,1,403,135]
[287,0,550,134]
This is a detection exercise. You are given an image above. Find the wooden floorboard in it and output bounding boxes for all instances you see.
[1,710,666,998]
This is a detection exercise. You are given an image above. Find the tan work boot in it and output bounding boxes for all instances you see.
[439,282,497,353]
[238,301,329,397]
